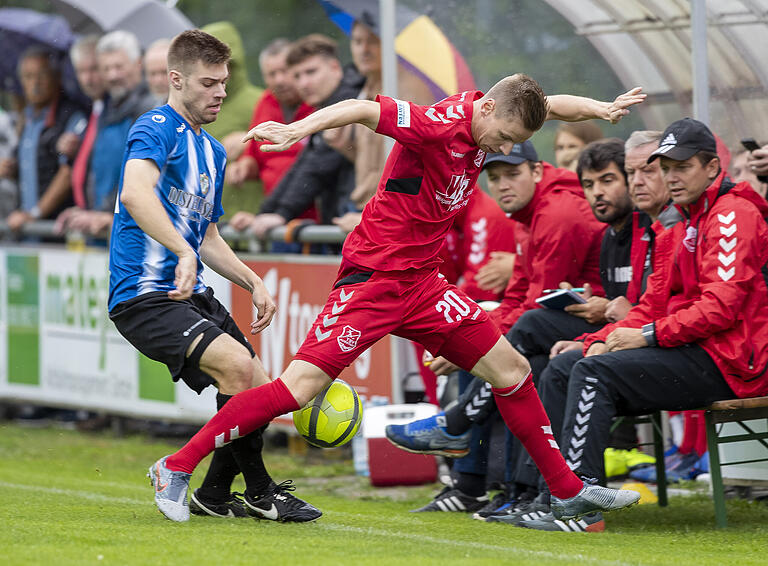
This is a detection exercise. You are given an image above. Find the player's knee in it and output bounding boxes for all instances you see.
[220,353,254,393]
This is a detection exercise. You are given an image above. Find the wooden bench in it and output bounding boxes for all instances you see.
[618,396,768,527]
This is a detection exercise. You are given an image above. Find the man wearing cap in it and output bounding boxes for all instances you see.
[528,118,768,529]
[389,141,607,513]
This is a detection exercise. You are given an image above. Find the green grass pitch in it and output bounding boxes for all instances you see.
[0,423,766,566]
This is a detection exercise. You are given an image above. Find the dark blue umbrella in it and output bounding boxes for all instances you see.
[0,7,82,102]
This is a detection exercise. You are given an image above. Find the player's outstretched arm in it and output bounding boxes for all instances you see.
[200,224,276,333]
[120,158,197,300]
[546,87,646,124]
[242,99,380,153]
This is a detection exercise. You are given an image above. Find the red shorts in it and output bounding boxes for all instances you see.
[295,261,501,379]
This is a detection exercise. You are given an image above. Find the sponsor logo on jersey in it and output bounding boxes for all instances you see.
[151,114,166,123]
[451,150,466,158]
[176,123,186,133]
[337,325,361,352]
[169,186,214,221]
[474,149,486,168]
[200,173,211,196]
[394,98,411,127]
[436,172,473,211]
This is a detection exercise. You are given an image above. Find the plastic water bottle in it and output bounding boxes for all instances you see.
[351,429,369,476]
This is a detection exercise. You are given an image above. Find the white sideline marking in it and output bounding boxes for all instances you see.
[319,517,634,566]
[1,482,632,566]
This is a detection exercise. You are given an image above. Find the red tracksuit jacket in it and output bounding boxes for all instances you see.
[584,173,768,397]
[489,162,606,334]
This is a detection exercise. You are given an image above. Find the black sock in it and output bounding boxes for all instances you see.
[197,393,240,501]
[454,472,486,497]
[230,425,273,498]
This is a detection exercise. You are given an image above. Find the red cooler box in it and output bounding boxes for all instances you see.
[364,403,438,486]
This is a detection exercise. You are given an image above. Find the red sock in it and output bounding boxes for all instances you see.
[492,373,583,499]
[166,379,300,473]
[679,411,699,455]
[690,410,707,457]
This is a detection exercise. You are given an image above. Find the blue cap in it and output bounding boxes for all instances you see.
[482,141,539,169]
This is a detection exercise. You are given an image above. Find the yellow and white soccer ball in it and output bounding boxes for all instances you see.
[293,379,363,448]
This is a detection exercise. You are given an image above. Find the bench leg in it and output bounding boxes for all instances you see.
[705,412,727,528]
[651,412,667,507]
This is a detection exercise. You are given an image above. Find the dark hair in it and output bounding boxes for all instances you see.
[694,150,719,168]
[286,34,338,67]
[577,138,627,184]
[167,30,231,74]
[485,74,549,133]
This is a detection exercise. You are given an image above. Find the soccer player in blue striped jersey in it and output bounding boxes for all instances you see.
[108,30,321,523]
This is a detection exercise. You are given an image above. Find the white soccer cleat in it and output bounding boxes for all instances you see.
[148,456,192,522]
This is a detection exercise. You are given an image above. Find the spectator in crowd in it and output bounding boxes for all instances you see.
[391,141,607,513]
[58,30,155,237]
[226,38,314,225]
[243,34,364,243]
[553,121,603,172]
[746,141,768,190]
[0,106,19,219]
[144,38,171,104]
[329,18,435,234]
[527,118,768,532]
[731,147,767,198]
[4,47,86,232]
[54,35,105,235]
[200,22,264,221]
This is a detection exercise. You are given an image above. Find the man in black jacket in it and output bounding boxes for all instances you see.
[244,34,364,248]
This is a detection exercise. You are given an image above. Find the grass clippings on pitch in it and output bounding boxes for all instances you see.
[0,423,767,566]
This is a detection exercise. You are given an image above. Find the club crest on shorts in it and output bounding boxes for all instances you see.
[337,325,361,352]
[200,173,211,196]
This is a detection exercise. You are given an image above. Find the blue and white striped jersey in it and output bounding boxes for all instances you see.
[108,104,226,311]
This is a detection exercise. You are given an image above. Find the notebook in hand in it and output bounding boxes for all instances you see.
[534,289,587,310]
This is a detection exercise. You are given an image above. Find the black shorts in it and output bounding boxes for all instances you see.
[109,287,255,394]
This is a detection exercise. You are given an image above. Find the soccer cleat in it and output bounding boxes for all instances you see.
[551,483,640,521]
[624,448,656,471]
[385,414,470,457]
[243,480,322,522]
[148,456,191,522]
[519,511,605,532]
[484,493,550,525]
[471,492,511,520]
[411,486,489,513]
[603,448,629,479]
[629,450,698,483]
[189,489,248,518]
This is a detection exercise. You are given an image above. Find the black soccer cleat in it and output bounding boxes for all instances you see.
[243,480,322,522]
[411,486,489,513]
[189,489,248,518]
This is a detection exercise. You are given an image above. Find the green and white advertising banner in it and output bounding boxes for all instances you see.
[0,246,229,423]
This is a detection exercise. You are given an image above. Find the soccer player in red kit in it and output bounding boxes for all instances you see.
[149,74,646,522]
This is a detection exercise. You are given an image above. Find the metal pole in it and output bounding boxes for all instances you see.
[691,0,709,124]
[380,0,398,153]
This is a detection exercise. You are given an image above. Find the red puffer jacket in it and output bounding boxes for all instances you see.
[489,162,606,334]
[584,172,768,397]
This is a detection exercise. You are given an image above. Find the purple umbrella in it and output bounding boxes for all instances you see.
[0,8,77,96]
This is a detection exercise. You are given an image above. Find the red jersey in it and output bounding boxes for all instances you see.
[344,92,487,272]
[241,90,314,193]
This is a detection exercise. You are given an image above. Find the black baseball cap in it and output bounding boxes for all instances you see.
[647,118,717,163]
[482,141,539,169]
